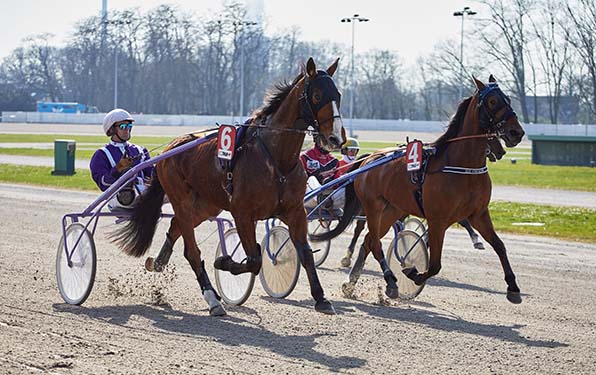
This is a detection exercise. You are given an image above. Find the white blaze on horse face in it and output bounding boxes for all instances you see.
[331,101,343,140]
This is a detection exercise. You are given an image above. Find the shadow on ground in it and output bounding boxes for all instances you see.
[53,302,366,372]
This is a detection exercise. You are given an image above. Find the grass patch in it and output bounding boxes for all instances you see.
[0,133,174,144]
[489,201,596,243]
[487,158,596,192]
[0,164,97,191]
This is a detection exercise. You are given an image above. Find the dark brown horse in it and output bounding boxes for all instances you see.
[111,58,345,315]
[338,137,506,267]
[312,76,525,304]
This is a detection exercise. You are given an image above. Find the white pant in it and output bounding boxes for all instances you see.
[305,176,345,209]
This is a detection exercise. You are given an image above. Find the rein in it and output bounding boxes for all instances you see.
[444,132,499,144]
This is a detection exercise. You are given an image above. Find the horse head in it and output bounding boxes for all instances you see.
[473,75,525,147]
[301,57,346,151]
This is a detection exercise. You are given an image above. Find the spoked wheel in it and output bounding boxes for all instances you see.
[308,218,334,267]
[403,216,428,243]
[214,228,255,305]
[387,229,429,300]
[259,226,300,298]
[56,223,97,305]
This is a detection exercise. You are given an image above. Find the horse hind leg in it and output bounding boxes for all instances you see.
[146,217,181,272]
[341,219,366,268]
[459,219,485,250]
[213,216,262,276]
[342,242,369,298]
[366,206,404,299]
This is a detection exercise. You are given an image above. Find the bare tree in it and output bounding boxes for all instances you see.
[565,0,596,122]
[477,0,534,123]
[529,0,571,123]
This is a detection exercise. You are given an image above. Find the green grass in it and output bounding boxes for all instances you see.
[488,201,596,243]
[487,158,596,192]
[0,164,593,243]
[0,164,97,191]
[0,133,173,144]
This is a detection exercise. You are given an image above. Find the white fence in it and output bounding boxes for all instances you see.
[2,111,595,136]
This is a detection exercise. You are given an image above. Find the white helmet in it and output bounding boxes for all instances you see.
[102,108,134,135]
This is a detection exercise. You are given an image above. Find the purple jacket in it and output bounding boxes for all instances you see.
[90,141,154,191]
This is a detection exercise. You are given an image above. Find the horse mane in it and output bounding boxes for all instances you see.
[252,73,303,121]
[432,96,473,148]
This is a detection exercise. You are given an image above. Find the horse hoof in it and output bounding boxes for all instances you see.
[385,287,399,299]
[315,299,336,315]
[209,304,227,317]
[145,257,155,272]
[507,291,522,304]
[474,242,485,250]
[340,257,351,268]
[341,282,355,298]
[213,255,232,271]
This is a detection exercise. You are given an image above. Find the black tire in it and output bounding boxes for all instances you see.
[56,223,97,305]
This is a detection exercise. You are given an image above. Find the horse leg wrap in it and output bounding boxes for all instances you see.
[213,245,262,275]
[380,259,397,284]
[197,261,221,300]
[153,233,174,272]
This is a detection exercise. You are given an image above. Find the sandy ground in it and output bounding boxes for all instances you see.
[0,184,595,374]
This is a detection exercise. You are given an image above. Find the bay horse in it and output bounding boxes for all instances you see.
[111,57,345,315]
[312,76,525,304]
[337,137,506,267]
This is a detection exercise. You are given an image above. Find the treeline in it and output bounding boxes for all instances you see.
[1,0,595,124]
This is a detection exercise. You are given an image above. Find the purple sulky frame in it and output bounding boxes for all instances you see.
[59,130,234,267]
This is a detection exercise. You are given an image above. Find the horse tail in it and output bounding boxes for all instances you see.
[109,175,165,257]
[309,155,368,242]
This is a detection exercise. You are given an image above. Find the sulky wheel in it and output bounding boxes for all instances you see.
[307,218,334,267]
[402,216,428,244]
[259,226,300,298]
[214,228,255,305]
[387,229,429,300]
[56,223,97,305]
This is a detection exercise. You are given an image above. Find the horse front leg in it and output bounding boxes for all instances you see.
[403,220,446,286]
[469,209,522,304]
[285,208,335,315]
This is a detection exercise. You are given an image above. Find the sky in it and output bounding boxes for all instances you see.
[0,0,484,66]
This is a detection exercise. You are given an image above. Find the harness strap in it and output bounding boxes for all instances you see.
[442,166,488,175]
[254,134,298,206]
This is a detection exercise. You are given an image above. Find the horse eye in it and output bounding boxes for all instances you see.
[313,93,322,103]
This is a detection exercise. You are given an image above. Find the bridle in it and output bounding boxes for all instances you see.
[298,70,342,134]
[446,83,517,144]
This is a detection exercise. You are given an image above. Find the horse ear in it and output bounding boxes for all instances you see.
[472,75,486,91]
[306,57,317,78]
[326,58,340,77]
[488,74,496,83]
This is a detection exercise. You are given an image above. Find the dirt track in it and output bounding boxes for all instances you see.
[1,183,595,374]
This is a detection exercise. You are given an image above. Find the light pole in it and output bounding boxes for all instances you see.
[234,20,257,119]
[341,14,369,138]
[103,19,131,108]
[453,6,476,99]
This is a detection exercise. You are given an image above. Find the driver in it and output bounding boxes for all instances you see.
[301,135,341,212]
[337,137,360,175]
[89,108,154,210]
